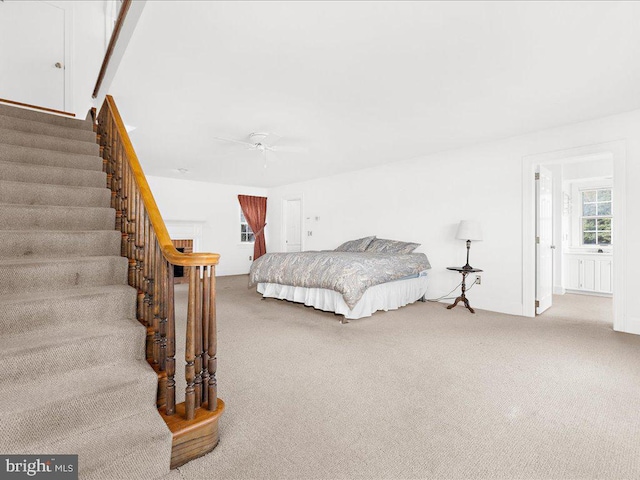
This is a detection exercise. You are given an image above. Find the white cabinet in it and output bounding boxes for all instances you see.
[564,253,612,294]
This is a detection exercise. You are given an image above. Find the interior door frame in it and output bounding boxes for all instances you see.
[281,195,303,252]
[522,141,626,332]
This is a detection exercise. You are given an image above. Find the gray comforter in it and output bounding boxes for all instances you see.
[249,251,431,308]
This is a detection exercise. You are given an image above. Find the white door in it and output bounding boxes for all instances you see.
[0,1,66,111]
[536,166,554,314]
[283,199,302,252]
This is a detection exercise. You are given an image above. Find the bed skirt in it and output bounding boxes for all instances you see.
[257,271,429,319]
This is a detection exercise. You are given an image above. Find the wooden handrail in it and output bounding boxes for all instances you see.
[103,95,220,267]
[92,0,133,99]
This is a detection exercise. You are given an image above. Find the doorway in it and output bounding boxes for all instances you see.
[536,158,614,321]
[282,198,302,252]
[522,141,626,332]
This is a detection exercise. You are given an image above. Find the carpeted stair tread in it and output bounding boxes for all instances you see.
[81,427,173,480]
[0,103,93,131]
[0,321,146,385]
[0,114,97,143]
[0,143,103,171]
[48,410,172,480]
[0,255,128,295]
[0,361,156,412]
[0,126,99,156]
[0,180,111,207]
[0,285,136,335]
[0,362,159,453]
[0,159,107,188]
[0,230,120,258]
[0,203,115,231]
[0,102,173,479]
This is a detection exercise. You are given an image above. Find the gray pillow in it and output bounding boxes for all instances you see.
[334,236,376,252]
[366,238,420,254]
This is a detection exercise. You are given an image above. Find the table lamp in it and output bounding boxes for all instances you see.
[456,220,483,270]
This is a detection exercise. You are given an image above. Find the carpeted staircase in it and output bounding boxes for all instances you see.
[0,103,173,479]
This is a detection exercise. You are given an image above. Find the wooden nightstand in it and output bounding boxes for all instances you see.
[446,267,483,313]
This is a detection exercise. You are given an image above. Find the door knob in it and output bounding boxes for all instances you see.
[550,245,556,249]
[54,62,63,69]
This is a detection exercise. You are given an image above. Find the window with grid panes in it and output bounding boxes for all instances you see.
[240,211,255,243]
[581,188,612,246]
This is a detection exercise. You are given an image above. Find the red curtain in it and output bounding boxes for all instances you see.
[238,195,268,260]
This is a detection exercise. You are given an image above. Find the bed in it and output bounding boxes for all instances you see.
[249,236,431,322]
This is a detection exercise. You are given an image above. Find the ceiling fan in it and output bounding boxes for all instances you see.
[212,132,308,168]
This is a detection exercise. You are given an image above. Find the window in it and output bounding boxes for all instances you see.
[240,211,254,243]
[581,188,611,246]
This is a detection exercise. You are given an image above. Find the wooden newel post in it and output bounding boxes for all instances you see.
[207,267,218,410]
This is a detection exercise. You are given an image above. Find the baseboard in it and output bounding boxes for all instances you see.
[553,286,566,295]
[564,289,612,298]
[618,316,640,336]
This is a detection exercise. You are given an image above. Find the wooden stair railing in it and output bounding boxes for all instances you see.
[96,95,224,468]
[92,0,132,99]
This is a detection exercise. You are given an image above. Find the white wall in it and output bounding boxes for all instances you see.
[93,1,147,109]
[64,0,108,117]
[563,157,613,181]
[147,175,267,276]
[268,146,524,316]
[267,108,640,327]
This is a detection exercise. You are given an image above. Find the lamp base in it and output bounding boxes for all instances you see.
[447,294,476,314]
[463,240,473,271]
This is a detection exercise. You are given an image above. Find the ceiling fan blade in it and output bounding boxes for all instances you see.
[270,145,308,154]
[212,136,255,148]
[261,133,282,146]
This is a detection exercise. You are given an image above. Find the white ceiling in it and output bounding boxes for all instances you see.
[109,1,640,188]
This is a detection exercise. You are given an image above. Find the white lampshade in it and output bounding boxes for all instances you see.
[456,220,483,241]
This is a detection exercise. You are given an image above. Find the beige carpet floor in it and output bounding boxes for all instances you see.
[171,276,639,479]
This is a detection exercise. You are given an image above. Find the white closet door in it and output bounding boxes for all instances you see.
[536,166,554,314]
[0,1,66,111]
[284,199,302,252]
